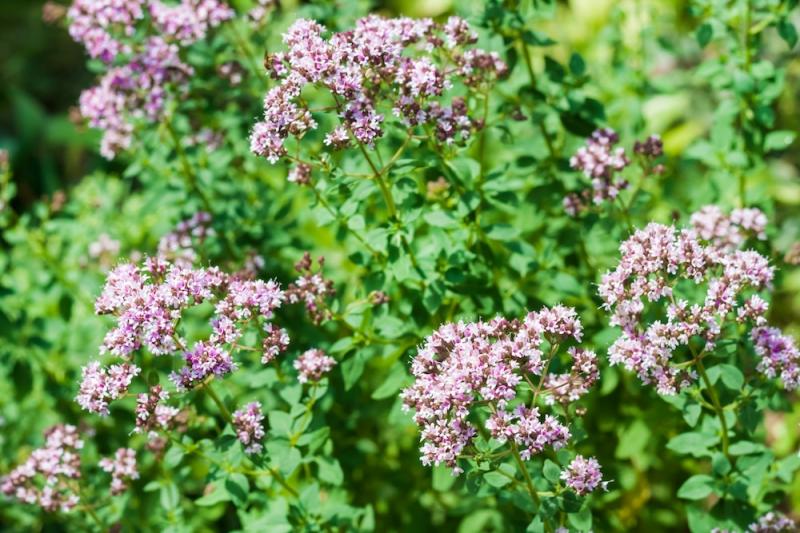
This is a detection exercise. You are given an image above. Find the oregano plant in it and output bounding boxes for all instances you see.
[0,0,798,531]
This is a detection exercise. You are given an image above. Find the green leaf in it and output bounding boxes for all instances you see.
[376,315,406,339]
[268,410,293,436]
[433,465,456,491]
[764,130,796,152]
[567,506,592,531]
[616,420,650,459]
[716,364,745,390]
[371,363,409,400]
[778,19,798,49]
[329,336,355,355]
[484,223,519,241]
[225,473,249,506]
[666,432,719,457]
[160,481,180,510]
[569,53,586,77]
[163,444,184,468]
[522,30,556,47]
[776,454,800,482]
[424,210,459,228]
[677,475,714,500]
[683,402,702,427]
[728,441,764,456]
[446,157,480,184]
[316,457,344,486]
[483,471,511,488]
[347,214,365,231]
[543,460,561,483]
[341,352,366,391]
[712,453,731,476]
[696,23,713,47]
[195,481,231,506]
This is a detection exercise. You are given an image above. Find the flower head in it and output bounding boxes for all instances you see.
[599,212,775,394]
[232,402,265,454]
[560,455,608,495]
[251,15,506,163]
[99,448,138,495]
[402,306,596,474]
[294,349,336,383]
[1,425,84,512]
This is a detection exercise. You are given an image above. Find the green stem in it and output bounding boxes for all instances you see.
[203,380,232,425]
[615,196,635,233]
[738,172,746,208]
[511,443,552,532]
[355,140,423,275]
[695,358,730,457]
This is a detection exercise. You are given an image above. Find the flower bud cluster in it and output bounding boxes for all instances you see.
[67,0,146,62]
[99,448,139,495]
[69,0,233,158]
[565,130,663,216]
[690,205,767,252]
[133,385,181,437]
[78,255,285,415]
[560,455,608,496]
[401,306,597,474]
[156,211,214,268]
[294,349,337,383]
[1,425,84,512]
[232,401,265,454]
[712,512,796,533]
[250,16,507,163]
[751,327,800,391]
[599,209,779,394]
[149,0,233,45]
[286,252,336,324]
[79,37,193,158]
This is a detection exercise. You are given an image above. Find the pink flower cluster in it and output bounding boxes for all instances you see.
[79,37,193,158]
[69,0,232,158]
[599,215,775,394]
[751,327,800,390]
[89,233,121,263]
[560,455,608,496]
[565,131,664,216]
[67,0,146,62]
[250,16,507,163]
[565,128,630,215]
[247,0,277,24]
[294,349,337,383]
[76,361,141,415]
[78,256,285,414]
[712,512,797,533]
[232,402,265,454]
[149,0,233,45]
[690,205,767,252]
[157,211,214,268]
[99,448,139,495]
[286,252,336,324]
[401,306,597,474]
[748,513,796,532]
[133,385,181,436]
[1,425,84,512]
[68,0,232,59]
